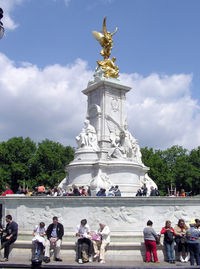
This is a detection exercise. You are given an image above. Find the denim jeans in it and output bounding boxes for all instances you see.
[35,242,43,259]
[188,242,200,265]
[164,241,175,261]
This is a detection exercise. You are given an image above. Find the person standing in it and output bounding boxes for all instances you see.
[160,220,176,263]
[150,186,157,196]
[0,215,18,262]
[92,223,110,264]
[76,219,93,264]
[143,220,159,263]
[113,186,121,196]
[43,216,64,263]
[1,186,14,196]
[87,186,91,196]
[37,185,45,195]
[186,219,200,266]
[174,219,188,262]
[141,184,148,196]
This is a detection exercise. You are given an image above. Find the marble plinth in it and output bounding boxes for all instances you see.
[67,159,148,196]
[1,196,199,235]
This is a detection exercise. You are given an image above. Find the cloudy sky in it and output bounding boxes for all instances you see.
[0,0,200,150]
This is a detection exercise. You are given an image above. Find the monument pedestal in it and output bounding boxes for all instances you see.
[64,69,156,196]
[67,159,149,196]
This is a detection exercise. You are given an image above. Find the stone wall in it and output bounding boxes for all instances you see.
[0,196,199,237]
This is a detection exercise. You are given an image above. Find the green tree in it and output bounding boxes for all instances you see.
[141,145,197,195]
[30,139,74,189]
[141,147,170,195]
[187,147,200,194]
[0,137,36,192]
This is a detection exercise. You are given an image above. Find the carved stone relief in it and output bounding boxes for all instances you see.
[111,97,119,112]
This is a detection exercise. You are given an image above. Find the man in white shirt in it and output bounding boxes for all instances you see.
[92,223,110,264]
[76,219,93,264]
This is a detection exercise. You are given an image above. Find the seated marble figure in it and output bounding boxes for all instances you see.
[76,119,99,151]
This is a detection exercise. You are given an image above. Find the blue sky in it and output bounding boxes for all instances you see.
[0,0,200,150]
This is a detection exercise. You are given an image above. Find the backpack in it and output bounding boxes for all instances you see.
[164,230,174,244]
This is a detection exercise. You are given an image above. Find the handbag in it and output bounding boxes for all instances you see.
[180,236,186,244]
[175,236,180,244]
[155,234,161,245]
[91,233,101,241]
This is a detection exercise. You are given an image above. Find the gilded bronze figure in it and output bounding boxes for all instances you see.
[92,17,119,78]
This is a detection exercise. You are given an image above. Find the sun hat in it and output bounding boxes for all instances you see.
[190,219,196,226]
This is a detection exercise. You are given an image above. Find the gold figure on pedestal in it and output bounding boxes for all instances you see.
[92,17,119,78]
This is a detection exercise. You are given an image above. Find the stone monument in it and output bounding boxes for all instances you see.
[62,17,156,196]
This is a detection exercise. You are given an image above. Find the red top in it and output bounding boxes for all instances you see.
[1,189,14,196]
[81,189,87,196]
[38,186,45,193]
[160,227,176,235]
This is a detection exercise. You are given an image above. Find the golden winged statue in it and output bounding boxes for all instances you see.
[92,17,119,78]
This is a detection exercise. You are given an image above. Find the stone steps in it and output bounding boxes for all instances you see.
[15,240,147,249]
[7,232,168,262]
[17,233,145,242]
[7,240,168,262]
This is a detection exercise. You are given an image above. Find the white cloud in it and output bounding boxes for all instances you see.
[0,53,92,146]
[52,0,70,7]
[0,52,200,150]
[0,0,25,30]
[64,0,70,6]
[120,72,200,149]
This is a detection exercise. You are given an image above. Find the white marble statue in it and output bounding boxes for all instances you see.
[90,169,113,193]
[108,121,143,164]
[76,119,99,151]
[120,124,143,164]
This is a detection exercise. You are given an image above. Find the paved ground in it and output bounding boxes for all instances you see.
[0,257,197,268]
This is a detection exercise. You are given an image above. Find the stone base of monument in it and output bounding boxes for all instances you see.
[67,159,148,196]
[0,196,198,262]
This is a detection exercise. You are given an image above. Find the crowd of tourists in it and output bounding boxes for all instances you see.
[0,215,110,264]
[0,185,91,197]
[1,214,200,265]
[144,218,200,266]
[136,184,189,197]
[1,184,190,198]
[0,184,121,197]
[136,184,160,196]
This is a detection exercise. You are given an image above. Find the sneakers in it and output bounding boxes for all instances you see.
[55,258,62,262]
[100,260,105,264]
[43,256,50,263]
[93,253,99,259]
[180,256,185,263]
[78,259,83,264]
[185,256,189,262]
[0,258,8,262]
[88,257,93,263]
[154,261,160,263]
